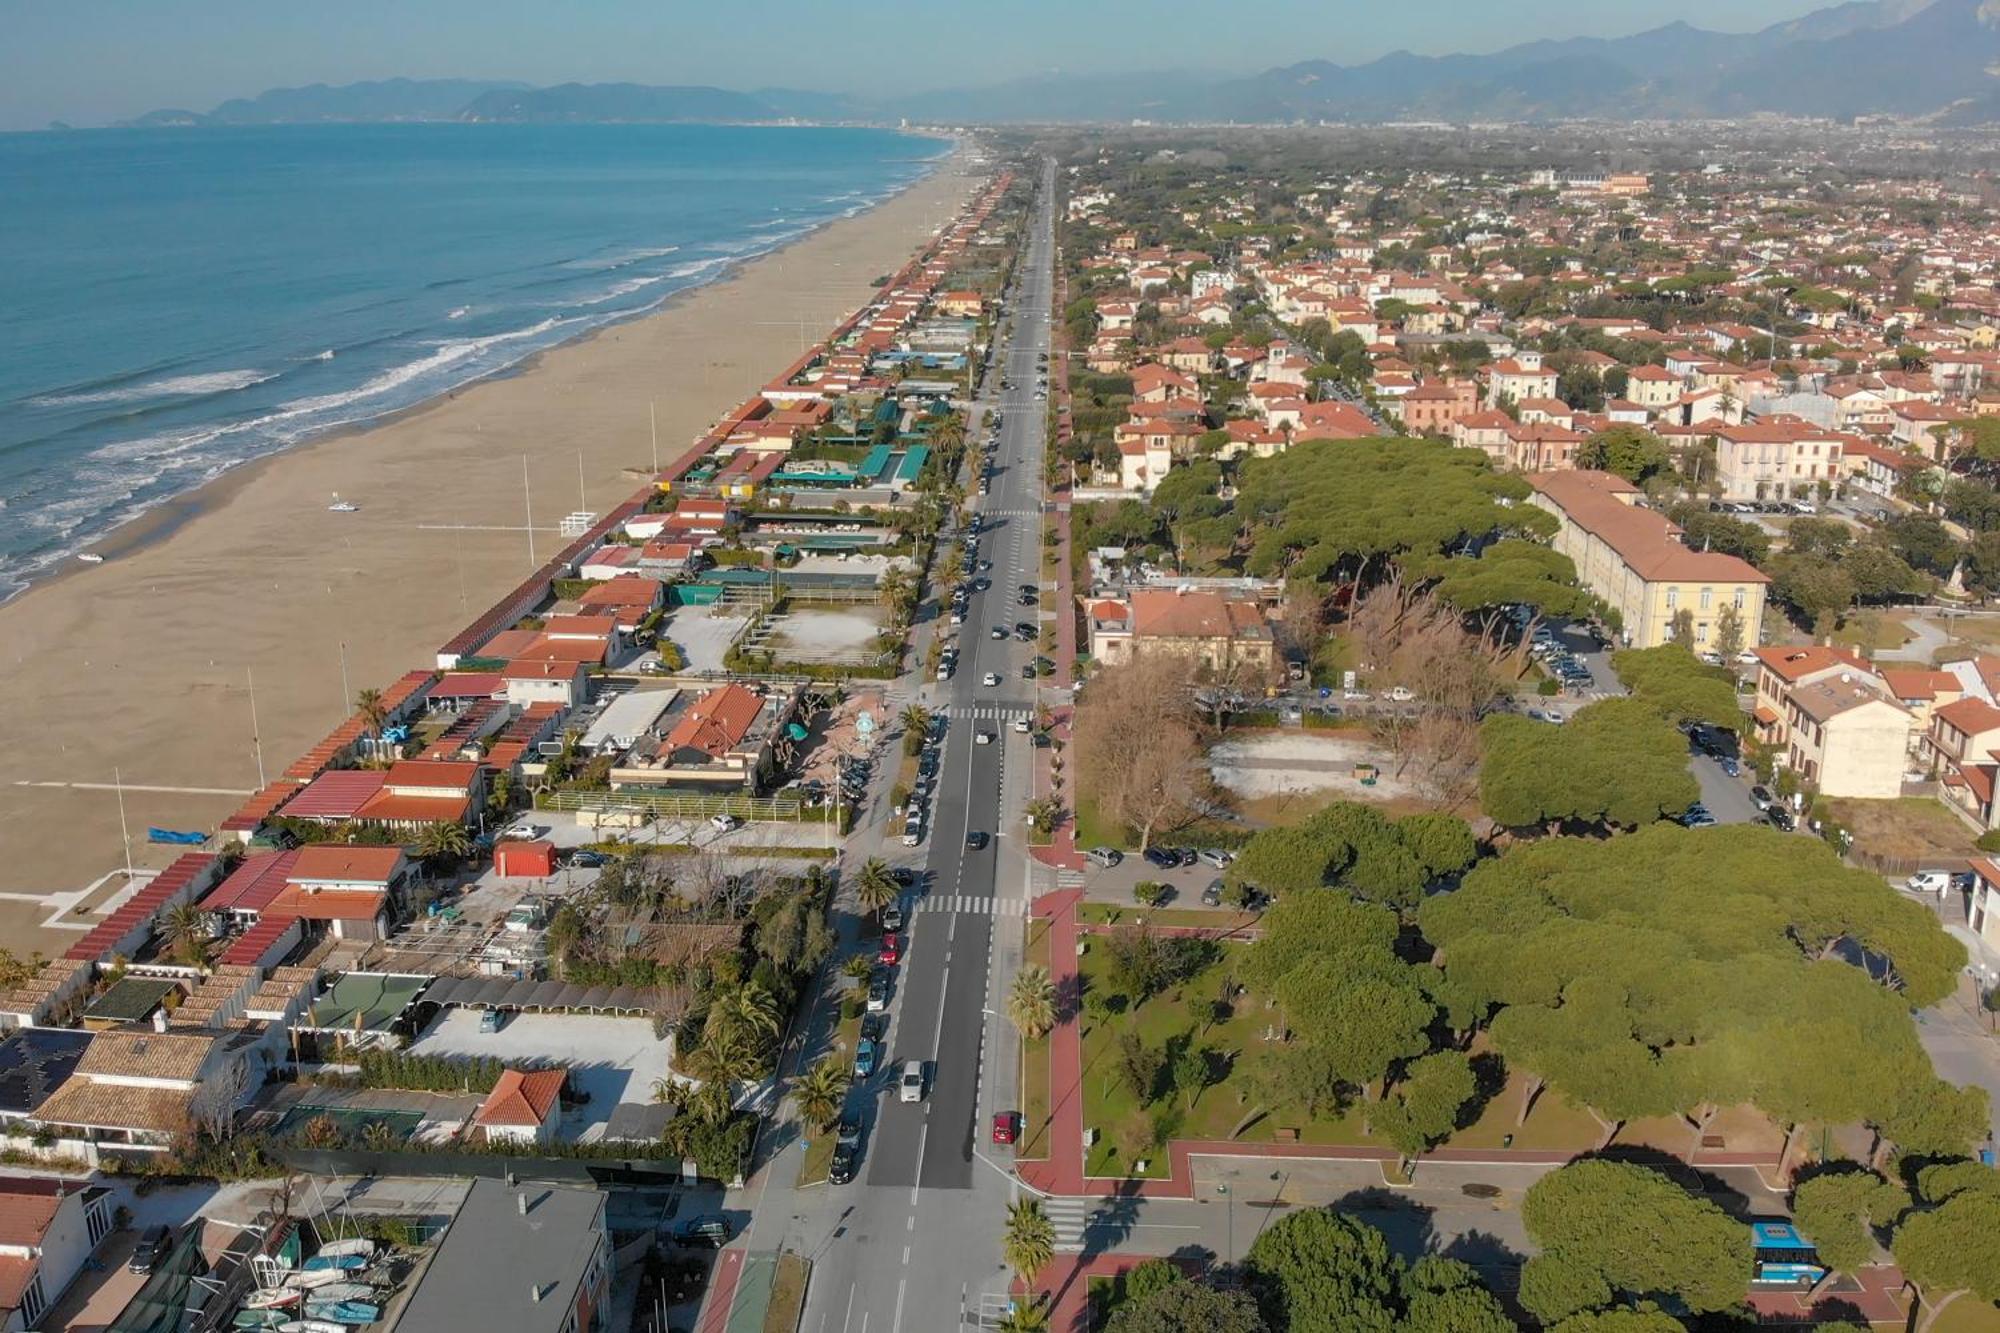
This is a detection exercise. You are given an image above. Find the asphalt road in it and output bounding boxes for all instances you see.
[791,157,1058,1333]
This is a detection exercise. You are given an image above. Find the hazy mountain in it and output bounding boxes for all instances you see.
[112,0,2000,129]
[457,82,780,123]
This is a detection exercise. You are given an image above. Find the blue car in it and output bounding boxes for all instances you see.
[853,1037,879,1079]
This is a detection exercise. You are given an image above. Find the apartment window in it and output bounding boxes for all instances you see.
[1700,587,1712,611]
[1696,621,1709,643]
[1733,588,1745,610]
[1665,587,1677,609]
[17,1273,44,1328]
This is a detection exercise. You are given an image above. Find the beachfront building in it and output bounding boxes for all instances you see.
[0,1176,112,1332]
[475,1068,567,1147]
[1527,469,1769,651]
[608,682,800,791]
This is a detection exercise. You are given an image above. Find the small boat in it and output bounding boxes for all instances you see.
[76,552,105,565]
[302,1253,367,1272]
[232,1311,289,1330]
[279,1321,353,1333]
[313,1238,376,1260]
[304,1299,381,1325]
[284,1269,351,1291]
[327,498,359,513]
[243,1288,303,1310]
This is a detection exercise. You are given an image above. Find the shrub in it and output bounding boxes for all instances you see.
[1133,880,1169,908]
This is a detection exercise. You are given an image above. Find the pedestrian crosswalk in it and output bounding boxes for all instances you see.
[939,704,1036,722]
[911,894,1030,917]
[1055,869,1086,889]
[1044,1198,1090,1251]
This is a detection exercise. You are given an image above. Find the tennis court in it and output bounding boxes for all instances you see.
[272,1104,424,1143]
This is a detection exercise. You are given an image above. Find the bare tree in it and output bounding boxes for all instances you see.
[188,1053,252,1141]
[1075,656,1210,852]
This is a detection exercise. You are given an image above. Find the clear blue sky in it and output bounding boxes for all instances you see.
[1,0,1842,130]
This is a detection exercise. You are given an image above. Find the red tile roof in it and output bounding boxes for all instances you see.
[283,770,388,822]
[665,683,764,759]
[201,850,302,914]
[289,845,404,886]
[476,1067,567,1128]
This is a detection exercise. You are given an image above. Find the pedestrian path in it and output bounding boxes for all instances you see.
[911,894,1031,917]
[1044,1197,1090,1252]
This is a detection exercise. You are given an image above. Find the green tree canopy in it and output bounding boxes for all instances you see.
[1372,1050,1477,1163]
[1420,824,1975,1151]
[1894,1176,2000,1332]
[1232,438,1553,585]
[1415,539,1590,622]
[1579,425,1672,483]
[1792,1168,1908,1277]
[1105,1281,1267,1333]
[1231,803,1472,910]
[1477,698,1698,831]
[1246,1207,1400,1333]
[1610,644,1747,730]
[1519,1160,1746,1323]
[1401,1256,1514,1333]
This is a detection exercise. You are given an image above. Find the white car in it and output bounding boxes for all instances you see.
[975,731,994,745]
[1011,716,1032,733]
[499,822,545,842]
[709,814,741,833]
[983,672,1001,687]
[899,1060,926,1104]
[1385,686,1416,703]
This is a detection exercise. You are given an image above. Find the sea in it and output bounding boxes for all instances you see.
[0,122,946,599]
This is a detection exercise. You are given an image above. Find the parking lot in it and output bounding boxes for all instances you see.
[408,1008,686,1142]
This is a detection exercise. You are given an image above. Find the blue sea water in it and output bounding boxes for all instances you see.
[0,122,945,597]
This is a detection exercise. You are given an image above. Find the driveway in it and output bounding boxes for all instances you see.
[408,1008,684,1140]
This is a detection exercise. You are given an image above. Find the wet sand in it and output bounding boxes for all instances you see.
[0,145,979,946]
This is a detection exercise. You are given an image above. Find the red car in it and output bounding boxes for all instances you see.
[992,1111,1018,1145]
[877,932,902,966]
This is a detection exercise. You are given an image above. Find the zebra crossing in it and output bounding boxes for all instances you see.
[910,894,1030,917]
[1044,1198,1090,1252]
[1055,868,1086,889]
[938,704,1036,723]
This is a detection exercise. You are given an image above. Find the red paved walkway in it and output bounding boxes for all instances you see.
[690,1248,744,1333]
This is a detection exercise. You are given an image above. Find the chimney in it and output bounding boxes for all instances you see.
[152,1008,169,1034]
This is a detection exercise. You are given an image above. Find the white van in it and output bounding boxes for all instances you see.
[1907,870,1952,895]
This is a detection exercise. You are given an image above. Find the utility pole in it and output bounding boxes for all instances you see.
[521,454,536,567]
[650,399,660,475]
[113,766,134,881]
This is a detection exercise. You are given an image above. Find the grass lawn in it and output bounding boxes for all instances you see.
[794,1003,865,1188]
[1018,918,1053,1161]
[1930,1295,2000,1333]
[1941,614,2000,651]
[1830,611,1914,654]
[762,1253,810,1333]
[1819,795,1981,862]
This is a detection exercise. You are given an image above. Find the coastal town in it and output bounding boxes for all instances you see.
[14,112,2000,1333]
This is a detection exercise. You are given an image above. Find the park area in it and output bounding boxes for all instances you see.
[1071,923,1791,1182]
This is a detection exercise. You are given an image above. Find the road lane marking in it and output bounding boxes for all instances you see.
[892,1279,907,1333]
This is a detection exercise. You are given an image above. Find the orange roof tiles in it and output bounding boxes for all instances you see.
[476,1067,567,1128]
[665,683,764,759]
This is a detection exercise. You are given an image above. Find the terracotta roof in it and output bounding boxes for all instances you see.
[1529,470,1770,585]
[291,845,405,885]
[352,792,471,825]
[30,1079,194,1134]
[264,884,388,922]
[1128,589,1270,642]
[0,1177,76,1248]
[665,683,765,759]
[282,771,388,822]
[1936,697,2000,736]
[201,849,302,914]
[1880,668,1959,702]
[76,1030,213,1082]
[0,1255,34,1314]
[1752,644,1871,683]
[475,1067,567,1128]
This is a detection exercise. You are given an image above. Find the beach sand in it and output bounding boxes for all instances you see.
[0,145,979,950]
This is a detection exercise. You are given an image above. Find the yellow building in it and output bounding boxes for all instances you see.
[1528,470,1769,651]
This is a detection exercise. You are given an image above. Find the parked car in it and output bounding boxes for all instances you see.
[1201,880,1225,907]
[130,1225,172,1275]
[479,1008,506,1034]
[1385,686,1416,703]
[992,1111,1018,1145]
[1766,804,1797,832]
[499,821,545,842]
[866,974,890,1012]
[899,1060,926,1104]
[674,1216,733,1248]
[1679,805,1718,829]
[890,867,918,889]
[1012,716,1032,733]
[853,1037,879,1078]
[829,1139,860,1185]
[1908,870,1953,895]
[1197,848,1234,869]
[709,814,742,833]
[878,933,902,966]
[880,903,905,933]
[1748,784,1775,810]
[1085,847,1122,868]
[1142,846,1181,870]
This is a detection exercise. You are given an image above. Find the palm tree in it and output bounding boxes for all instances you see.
[996,1301,1049,1333]
[412,820,471,869]
[354,687,387,734]
[159,901,213,967]
[1002,1198,1056,1289]
[1006,967,1057,1041]
[854,858,900,918]
[708,982,781,1052]
[791,1056,849,1134]
[359,1120,399,1151]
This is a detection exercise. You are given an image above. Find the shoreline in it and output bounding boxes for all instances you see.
[0,140,980,926]
[17,133,957,604]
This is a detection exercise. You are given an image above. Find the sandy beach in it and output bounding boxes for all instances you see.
[0,143,978,948]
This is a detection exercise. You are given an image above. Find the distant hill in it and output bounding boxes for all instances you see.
[112,0,2000,129]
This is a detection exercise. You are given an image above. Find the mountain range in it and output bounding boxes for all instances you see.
[118,0,2000,128]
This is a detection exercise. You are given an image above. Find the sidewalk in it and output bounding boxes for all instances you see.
[1030,376,1083,873]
